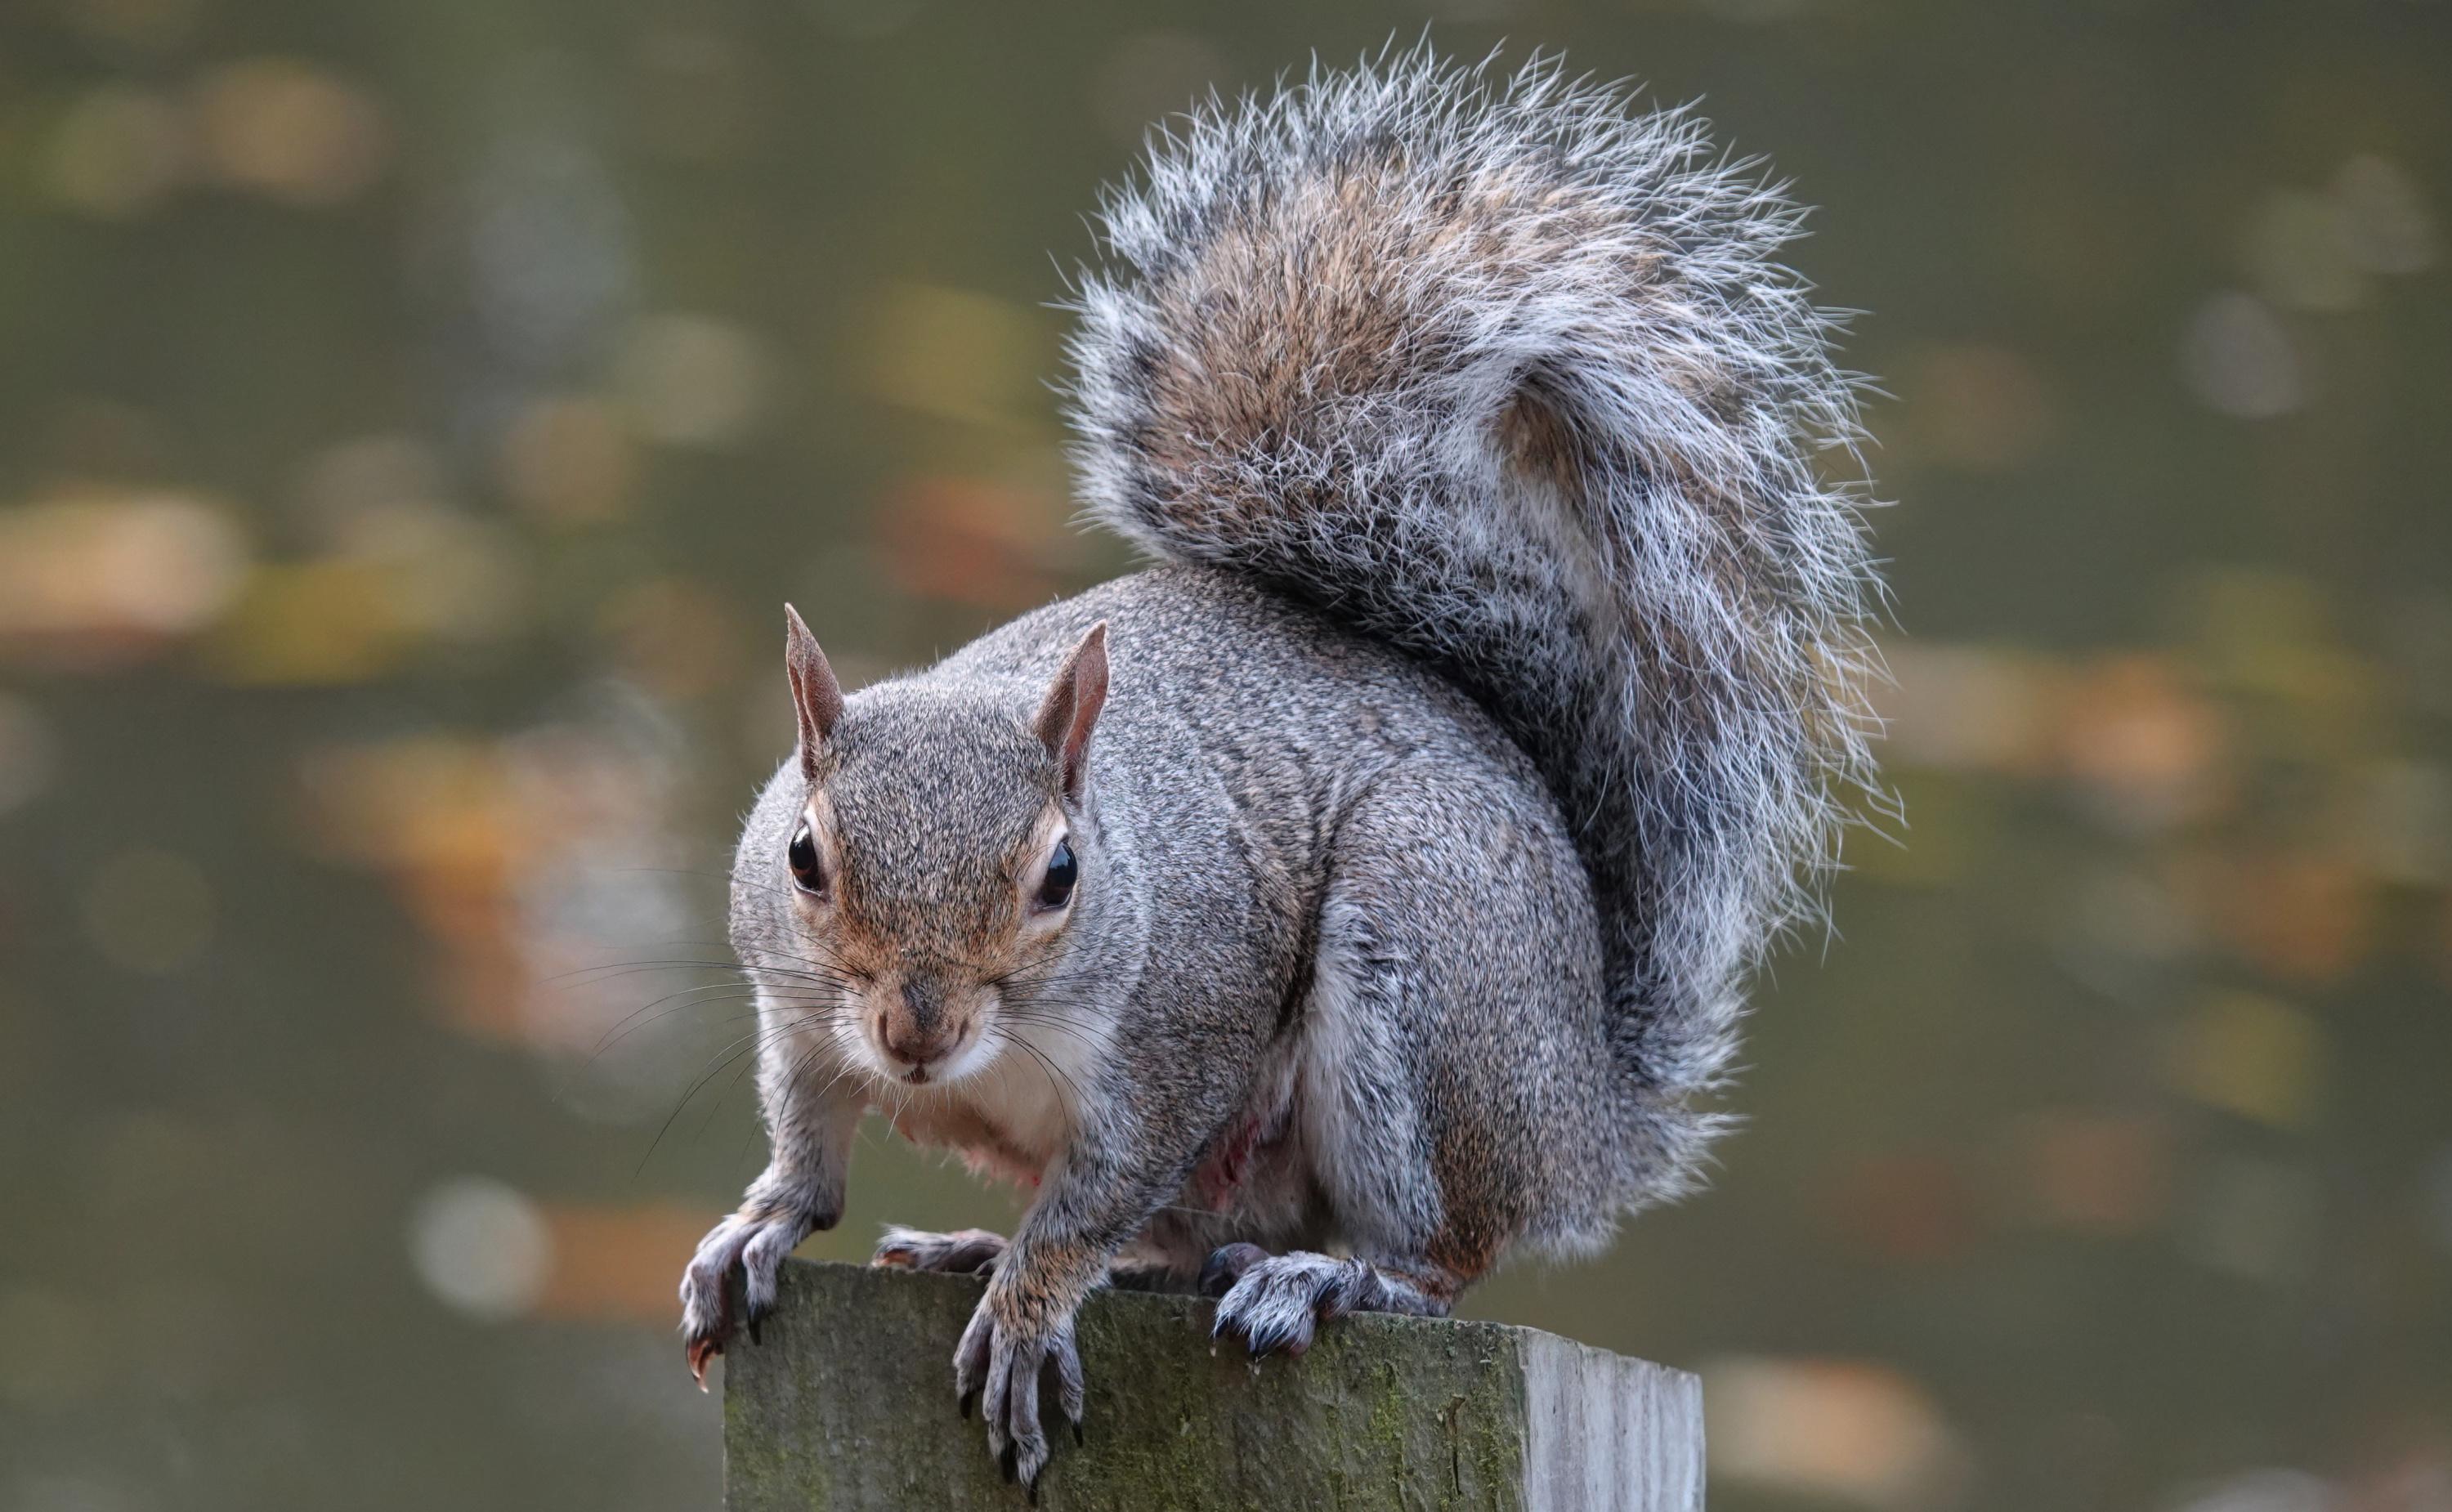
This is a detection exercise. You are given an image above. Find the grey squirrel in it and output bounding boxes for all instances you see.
[679,47,1880,1487]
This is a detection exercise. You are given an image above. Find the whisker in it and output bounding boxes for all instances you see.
[990,1026,1089,1122]
[584,973,850,1060]
[740,1038,863,1173]
[996,1013,1103,1058]
[635,1012,841,1177]
[546,957,857,996]
[586,986,767,1062]
[543,958,749,986]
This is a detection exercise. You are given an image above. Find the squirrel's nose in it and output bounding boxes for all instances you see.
[878,1017,955,1067]
[877,984,960,1073]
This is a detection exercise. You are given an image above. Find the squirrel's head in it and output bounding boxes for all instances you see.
[730,606,1109,1089]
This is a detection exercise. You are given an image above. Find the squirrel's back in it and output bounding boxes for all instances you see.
[1065,47,1882,1203]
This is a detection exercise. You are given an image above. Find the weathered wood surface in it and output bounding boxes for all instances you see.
[723,1259,1703,1511]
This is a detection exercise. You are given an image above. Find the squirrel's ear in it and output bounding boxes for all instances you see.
[1033,621,1108,803]
[783,604,842,779]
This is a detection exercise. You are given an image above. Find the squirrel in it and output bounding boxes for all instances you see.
[679,46,1880,1488]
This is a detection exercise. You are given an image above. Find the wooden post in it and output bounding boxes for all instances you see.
[723,1260,1703,1511]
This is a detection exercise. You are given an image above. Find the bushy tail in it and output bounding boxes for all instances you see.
[1065,47,1882,1201]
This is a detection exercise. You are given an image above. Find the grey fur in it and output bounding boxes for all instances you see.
[680,46,1881,1489]
[1067,46,1882,1183]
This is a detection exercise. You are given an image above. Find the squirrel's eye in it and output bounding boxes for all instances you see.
[1035,836,1076,910]
[786,821,825,895]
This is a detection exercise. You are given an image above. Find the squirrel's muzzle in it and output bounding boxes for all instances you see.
[874,976,966,1079]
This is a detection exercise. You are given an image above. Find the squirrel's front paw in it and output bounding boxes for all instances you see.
[953,1295,1085,1492]
[678,1203,823,1386]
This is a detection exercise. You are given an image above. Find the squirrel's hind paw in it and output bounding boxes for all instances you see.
[872,1225,1008,1274]
[1206,1249,1453,1358]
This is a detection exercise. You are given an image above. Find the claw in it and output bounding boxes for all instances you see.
[952,1291,1083,1491]
[953,1304,992,1404]
[1199,1241,1267,1299]
[679,1200,826,1389]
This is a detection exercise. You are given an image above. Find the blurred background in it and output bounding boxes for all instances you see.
[0,1,2445,1509]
